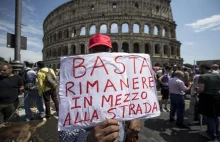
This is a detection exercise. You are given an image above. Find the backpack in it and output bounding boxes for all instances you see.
[40,68,57,90]
[23,69,37,91]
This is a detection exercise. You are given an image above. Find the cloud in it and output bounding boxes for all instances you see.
[0,35,6,45]
[211,26,220,31]
[0,20,14,32]
[23,1,35,13]
[182,42,195,47]
[27,36,43,49]
[0,47,42,62]
[185,15,220,32]
[22,25,43,35]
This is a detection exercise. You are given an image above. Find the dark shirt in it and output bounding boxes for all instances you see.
[198,72,220,95]
[0,75,23,104]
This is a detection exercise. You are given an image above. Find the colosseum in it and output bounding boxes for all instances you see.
[43,0,183,69]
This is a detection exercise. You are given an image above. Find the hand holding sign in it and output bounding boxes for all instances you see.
[87,119,120,142]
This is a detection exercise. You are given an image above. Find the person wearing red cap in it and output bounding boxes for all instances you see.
[59,34,140,142]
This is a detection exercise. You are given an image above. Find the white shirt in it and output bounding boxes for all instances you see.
[168,77,187,95]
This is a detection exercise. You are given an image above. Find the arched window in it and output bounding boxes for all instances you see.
[90,25,96,35]
[112,3,117,9]
[100,24,107,33]
[112,42,118,52]
[71,28,77,37]
[47,37,49,44]
[122,23,129,33]
[64,29,69,39]
[80,26,86,36]
[53,33,57,42]
[91,5,94,11]
[50,35,52,43]
[122,42,129,53]
[80,44,85,54]
[63,46,68,56]
[133,24,140,33]
[154,26,159,35]
[135,2,139,8]
[163,27,168,37]
[133,43,139,53]
[171,29,175,38]
[171,46,175,55]
[144,25,149,34]
[155,44,160,54]
[145,43,150,54]
[163,45,168,55]
[111,23,118,33]
[58,47,61,56]
[53,48,56,57]
[177,47,180,56]
[58,31,62,39]
[71,45,76,55]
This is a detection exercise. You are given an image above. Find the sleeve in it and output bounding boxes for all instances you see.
[37,72,44,96]
[178,80,187,92]
[198,75,206,84]
[59,129,90,142]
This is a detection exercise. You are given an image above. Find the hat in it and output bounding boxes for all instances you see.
[89,34,112,49]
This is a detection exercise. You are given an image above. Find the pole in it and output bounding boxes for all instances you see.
[11,0,23,74]
[15,0,21,61]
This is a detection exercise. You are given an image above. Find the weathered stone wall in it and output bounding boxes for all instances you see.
[43,0,183,69]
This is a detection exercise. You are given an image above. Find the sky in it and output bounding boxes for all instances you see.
[0,0,220,64]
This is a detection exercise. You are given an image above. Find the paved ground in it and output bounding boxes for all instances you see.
[8,95,220,142]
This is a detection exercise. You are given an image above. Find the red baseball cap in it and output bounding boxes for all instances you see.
[89,34,112,49]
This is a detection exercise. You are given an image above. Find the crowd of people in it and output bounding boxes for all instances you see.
[154,63,220,140]
[0,33,220,142]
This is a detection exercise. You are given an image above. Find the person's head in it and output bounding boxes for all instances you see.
[0,63,13,77]
[211,64,219,71]
[199,64,211,74]
[183,67,188,72]
[194,68,200,74]
[36,61,45,69]
[89,34,112,53]
[165,66,172,73]
[173,65,177,71]
[24,61,32,68]
[174,70,184,80]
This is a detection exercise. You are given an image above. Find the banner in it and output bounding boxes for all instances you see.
[58,53,160,131]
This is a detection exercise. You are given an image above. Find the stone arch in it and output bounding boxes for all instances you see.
[71,27,77,37]
[163,45,169,55]
[163,27,168,37]
[71,45,76,55]
[144,24,150,34]
[133,23,140,33]
[133,43,139,53]
[50,35,52,43]
[80,44,85,54]
[58,31,62,40]
[53,33,57,42]
[177,47,180,56]
[122,23,129,33]
[171,46,175,55]
[112,42,118,52]
[155,44,160,54]
[62,46,68,56]
[47,37,49,44]
[145,43,151,54]
[90,25,96,35]
[171,29,176,38]
[58,47,61,56]
[100,24,107,33]
[52,48,57,57]
[122,42,129,53]
[135,2,139,9]
[64,29,69,39]
[154,25,159,35]
[111,23,118,33]
[80,26,86,36]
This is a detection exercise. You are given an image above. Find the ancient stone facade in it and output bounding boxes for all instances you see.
[43,0,183,69]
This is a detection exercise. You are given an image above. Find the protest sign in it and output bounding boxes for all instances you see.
[58,53,160,131]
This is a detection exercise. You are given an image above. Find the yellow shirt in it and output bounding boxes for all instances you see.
[37,67,56,96]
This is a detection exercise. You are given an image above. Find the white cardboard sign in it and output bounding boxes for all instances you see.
[58,53,160,131]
